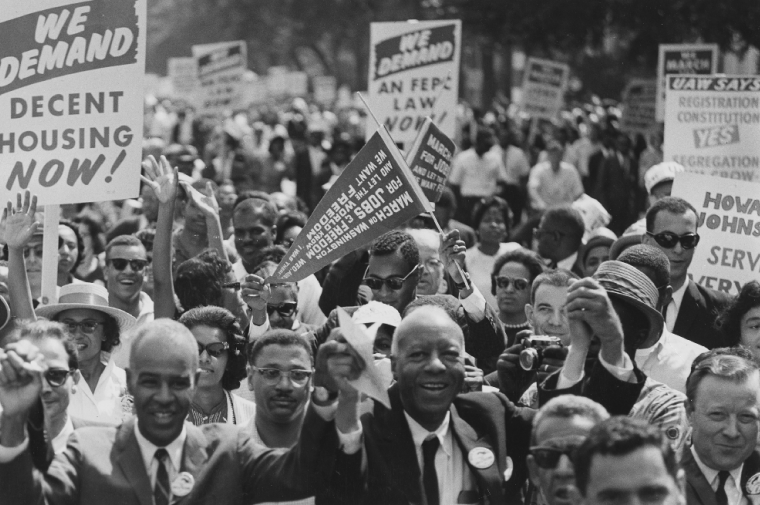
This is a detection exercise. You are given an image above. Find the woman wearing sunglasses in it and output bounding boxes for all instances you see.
[178,306,253,426]
[491,249,546,345]
[716,280,760,360]
[465,196,522,310]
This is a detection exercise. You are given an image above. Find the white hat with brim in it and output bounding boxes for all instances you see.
[36,283,137,332]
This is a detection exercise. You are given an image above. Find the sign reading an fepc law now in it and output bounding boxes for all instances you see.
[367,20,461,146]
[656,43,718,121]
[672,172,760,296]
[664,75,760,183]
[268,128,431,283]
[192,40,246,116]
[0,0,146,206]
[521,58,569,120]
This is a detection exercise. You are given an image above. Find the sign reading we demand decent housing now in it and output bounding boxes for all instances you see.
[367,20,461,147]
[0,0,146,206]
[268,127,432,283]
[672,172,760,296]
[664,75,760,183]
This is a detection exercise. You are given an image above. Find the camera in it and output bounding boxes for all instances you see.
[519,335,563,371]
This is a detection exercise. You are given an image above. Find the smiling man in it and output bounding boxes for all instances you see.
[0,319,362,504]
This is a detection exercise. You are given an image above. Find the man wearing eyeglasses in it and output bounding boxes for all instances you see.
[642,197,732,349]
[526,395,609,505]
[104,235,154,368]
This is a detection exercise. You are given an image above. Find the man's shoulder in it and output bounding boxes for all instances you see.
[689,279,733,307]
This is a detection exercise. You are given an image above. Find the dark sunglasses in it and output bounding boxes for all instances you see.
[530,444,582,469]
[61,320,104,334]
[44,368,73,387]
[266,302,298,318]
[646,231,700,250]
[493,276,529,291]
[363,264,421,291]
[197,342,229,358]
[108,258,150,272]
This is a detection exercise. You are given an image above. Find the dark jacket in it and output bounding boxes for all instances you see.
[682,445,760,505]
[674,279,733,349]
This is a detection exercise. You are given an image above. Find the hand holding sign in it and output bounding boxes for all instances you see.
[314,328,365,397]
[140,155,178,205]
[3,191,41,250]
[240,274,271,311]
[439,229,468,287]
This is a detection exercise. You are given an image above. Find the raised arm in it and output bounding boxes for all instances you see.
[141,156,178,319]
[3,191,40,322]
[180,180,227,261]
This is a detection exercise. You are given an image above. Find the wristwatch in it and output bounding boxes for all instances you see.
[453,271,471,292]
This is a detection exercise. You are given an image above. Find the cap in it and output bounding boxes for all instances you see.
[580,227,617,264]
[644,162,684,194]
[352,301,401,328]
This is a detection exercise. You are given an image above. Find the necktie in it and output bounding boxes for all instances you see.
[422,436,440,505]
[154,448,171,505]
[715,470,730,505]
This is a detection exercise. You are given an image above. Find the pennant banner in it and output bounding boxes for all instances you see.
[268,129,431,283]
[405,117,456,203]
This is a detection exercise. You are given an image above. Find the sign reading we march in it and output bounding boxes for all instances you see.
[0,0,146,206]
[367,20,461,146]
[656,43,718,121]
[664,75,760,183]
[672,172,760,296]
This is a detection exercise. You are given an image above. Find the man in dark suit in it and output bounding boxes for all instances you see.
[0,319,358,505]
[682,347,760,505]
[642,197,733,349]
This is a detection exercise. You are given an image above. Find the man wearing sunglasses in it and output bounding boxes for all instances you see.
[642,197,732,349]
[527,395,609,505]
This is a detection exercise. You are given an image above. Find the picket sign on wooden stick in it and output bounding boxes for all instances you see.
[356,92,471,291]
[40,204,60,306]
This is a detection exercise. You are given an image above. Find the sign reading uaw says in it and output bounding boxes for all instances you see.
[664,75,760,183]
[0,0,146,206]
[672,172,760,296]
[269,128,431,283]
[367,20,461,146]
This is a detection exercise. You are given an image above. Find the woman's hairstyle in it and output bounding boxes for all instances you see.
[716,280,760,346]
[471,196,512,233]
[179,306,247,390]
[8,320,79,370]
[73,213,106,255]
[275,211,307,245]
[175,250,232,312]
[59,219,85,271]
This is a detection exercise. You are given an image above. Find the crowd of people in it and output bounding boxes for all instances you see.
[0,92,758,505]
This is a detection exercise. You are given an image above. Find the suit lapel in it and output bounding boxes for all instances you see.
[450,405,504,504]
[673,281,700,336]
[741,450,760,499]
[173,423,210,504]
[115,419,154,505]
[681,447,718,505]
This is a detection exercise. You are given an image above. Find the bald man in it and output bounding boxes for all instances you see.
[330,306,535,504]
[0,319,358,505]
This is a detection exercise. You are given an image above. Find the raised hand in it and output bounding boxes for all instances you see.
[180,180,219,217]
[439,229,467,281]
[314,329,364,396]
[140,155,178,204]
[565,277,624,346]
[3,191,41,250]
[240,273,271,311]
[0,340,46,418]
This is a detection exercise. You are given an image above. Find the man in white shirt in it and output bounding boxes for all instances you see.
[528,141,584,212]
[682,348,760,505]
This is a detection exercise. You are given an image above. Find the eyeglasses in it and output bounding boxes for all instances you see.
[251,367,313,386]
[534,229,565,241]
[363,264,421,291]
[108,258,150,272]
[266,302,298,318]
[197,342,229,358]
[493,276,530,291]
[530,442,583,469]
[646,231,700,250]
[44,368,73,387]
[61,320,104,334]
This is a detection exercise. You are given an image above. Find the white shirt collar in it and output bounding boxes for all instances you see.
[403,410,452,457]
[52,416,75,454]
[557,251,578,271]
[670,281,688,315]
[134,421,187,474]
[690,445,744,491]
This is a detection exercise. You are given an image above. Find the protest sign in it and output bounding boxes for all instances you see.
[267,69,308,99]
[268,128,431,283]
[192,40,246,115]
[520,58,570,120]
[337,308,391,409]
[671,172,760,296]
[621,78,657,135]
[167,57,198,99]
[663,75,760,183]
[0,0,146,206]
[313,75,337,106]
[367,20,461,146]
[656,43,718,121]
[404,117,455,204]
